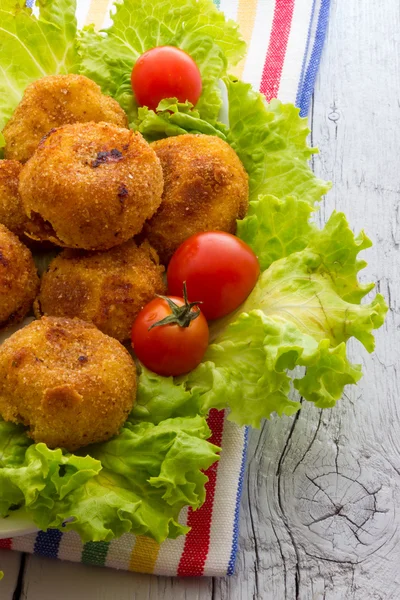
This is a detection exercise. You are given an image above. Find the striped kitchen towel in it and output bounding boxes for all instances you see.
[3,0,330,576]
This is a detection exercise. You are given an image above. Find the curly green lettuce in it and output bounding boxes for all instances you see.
[224,78,331,203]
[79,0,246,124]
[133,98,228,142]
[237,195,316,270]
[0,416,220,542]
[0,0,80,144]
[132,367,200,424]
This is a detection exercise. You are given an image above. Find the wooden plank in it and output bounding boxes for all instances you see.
[0,550,23,600]
[20,554,213,600]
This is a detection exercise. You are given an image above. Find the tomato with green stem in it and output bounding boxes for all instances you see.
[131,284,209,377]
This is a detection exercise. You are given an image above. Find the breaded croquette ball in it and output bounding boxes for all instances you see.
[3,74,128,163]
[35,240,166,342]
[143,134,249,263]
[0,317,136,451]
[19,122,164,250]
[0,224,39,329]
[0,160,27,237]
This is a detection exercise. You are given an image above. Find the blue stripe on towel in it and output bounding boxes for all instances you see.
[296,0,331,116]
[34,529,63,558]
[227,426,249,576]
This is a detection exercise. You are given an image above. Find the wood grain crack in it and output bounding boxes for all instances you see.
[12,553,25,600]
[246,468,260,600]
[276,406,303,599]
[293,410,323,473]
[270,520,288,599]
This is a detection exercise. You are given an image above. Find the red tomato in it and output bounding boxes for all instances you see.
[131,294,209,377]
[131,46,202,111]
[167,232,260,321]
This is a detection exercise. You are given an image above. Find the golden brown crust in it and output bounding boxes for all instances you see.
[0,224,39,329]
[3,74,128,163]
[35,240,166,341]
[19,122,164,250]
[0,160,28,237]
[0,316,136,451]
[143,134,249,263]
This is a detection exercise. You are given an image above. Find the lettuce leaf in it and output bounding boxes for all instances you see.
[131,367,200,424]
[0,416,220,542]
[224,78,331,203]
[236,194,378,306]
[79,0,245,124]
[0,0,79,141]
[0,421,101,518]
[133,98,228,142]
[236,195,316,271]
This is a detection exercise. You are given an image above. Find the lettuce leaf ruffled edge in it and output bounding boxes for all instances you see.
[0,416,220,543]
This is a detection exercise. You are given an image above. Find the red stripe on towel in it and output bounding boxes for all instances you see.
[177,409,225,576]
[260,0,295,100]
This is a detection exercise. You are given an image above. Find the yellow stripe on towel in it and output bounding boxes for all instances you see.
[129,536,160,574]
[232,0,258,79]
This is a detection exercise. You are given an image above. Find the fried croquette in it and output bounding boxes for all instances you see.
[0,224,39,329]
[0,160,27,237]
[143,134,249,263]
[35,240,166,342]
[19,122,164,250]
[3,75,128,163]
[0,317,136,451]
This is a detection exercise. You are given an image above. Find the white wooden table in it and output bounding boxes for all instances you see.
[1,1,399,598]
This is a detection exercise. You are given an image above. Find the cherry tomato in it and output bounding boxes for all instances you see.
[167,232,260,321]
[131,46,202,111]
[131,291,209,377]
